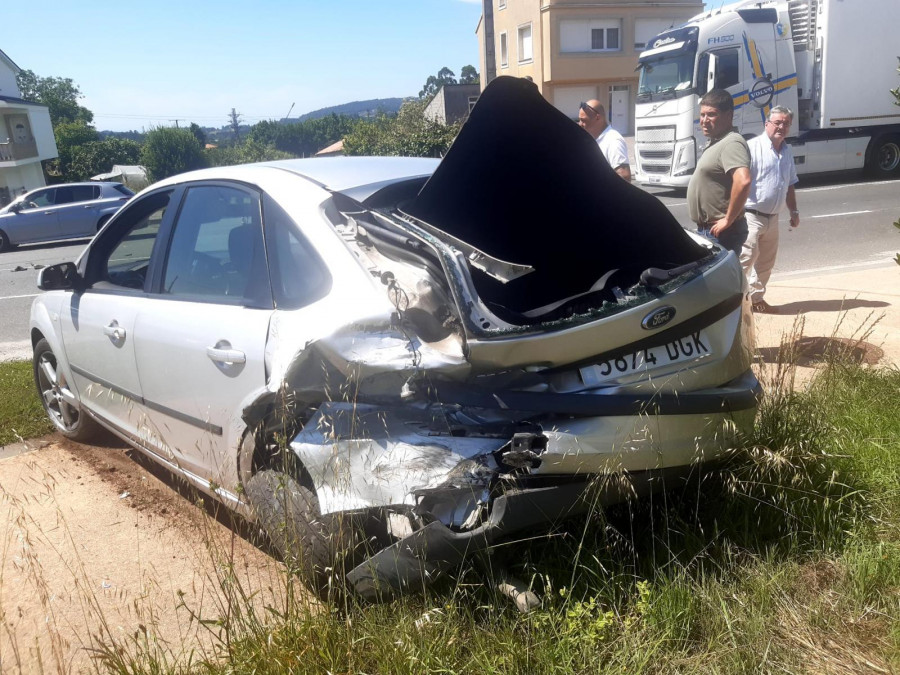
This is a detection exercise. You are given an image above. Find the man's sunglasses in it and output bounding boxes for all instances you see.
[580,101,602,117]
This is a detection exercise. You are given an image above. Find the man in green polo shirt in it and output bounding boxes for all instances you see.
[687,88,751,255]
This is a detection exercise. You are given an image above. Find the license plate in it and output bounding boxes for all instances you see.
[649,175,662,183]
[579,331,712,387]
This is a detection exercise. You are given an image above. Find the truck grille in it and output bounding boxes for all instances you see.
[636,125,676,174]
[636,126,676,143]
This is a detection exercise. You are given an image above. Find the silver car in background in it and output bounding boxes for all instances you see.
[0,181,133,252]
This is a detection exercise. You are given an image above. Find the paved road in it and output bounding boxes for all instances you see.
[1,174,898,360]
[645,174,900,274]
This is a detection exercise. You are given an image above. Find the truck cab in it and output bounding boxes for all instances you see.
[633,0,900,188]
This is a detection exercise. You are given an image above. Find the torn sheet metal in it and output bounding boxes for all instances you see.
[290,402,508,517]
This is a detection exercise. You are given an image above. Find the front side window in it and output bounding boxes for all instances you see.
[25,189,55,209]
[103,192,170,290]
[518,23,533,63]
[162,185,272,307]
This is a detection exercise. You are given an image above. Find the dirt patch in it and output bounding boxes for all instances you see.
[0,436,294,674]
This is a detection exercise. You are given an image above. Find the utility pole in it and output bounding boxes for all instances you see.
[284,102,295,121]
[169,119,182,128]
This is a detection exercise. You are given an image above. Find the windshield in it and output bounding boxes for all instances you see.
[637,50,696,101]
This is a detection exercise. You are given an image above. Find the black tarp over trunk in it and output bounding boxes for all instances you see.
[405,77,706,313]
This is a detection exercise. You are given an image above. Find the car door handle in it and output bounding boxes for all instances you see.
[43,210,54,215]
[103,322,126,341]
[207,346,246,365]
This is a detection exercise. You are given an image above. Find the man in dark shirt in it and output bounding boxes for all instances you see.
[687,89,751,255]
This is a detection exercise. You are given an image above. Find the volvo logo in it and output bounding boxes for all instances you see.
[642,306,676,330]
[749,77,775,108]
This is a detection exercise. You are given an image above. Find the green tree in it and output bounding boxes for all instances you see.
[15,69,94,126]
[66,139,142,182]
[141,127,206,182]
[247,114,359,158]
[459,65,480,85]
[205,138,292,167]
[52,121,100,180]
[343,99,460,158]
[419,67,458,100]
[189,122,207,148]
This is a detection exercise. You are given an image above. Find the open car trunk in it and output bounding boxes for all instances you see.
[403,76,708,320]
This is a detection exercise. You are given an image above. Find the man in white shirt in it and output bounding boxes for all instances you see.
[578,100,632,181]
[741,105,800,313]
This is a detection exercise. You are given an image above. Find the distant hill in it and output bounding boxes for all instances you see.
[292,98,405,123]
[98,98,407,139]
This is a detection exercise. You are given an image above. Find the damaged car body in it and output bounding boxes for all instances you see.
[30,77,760,603]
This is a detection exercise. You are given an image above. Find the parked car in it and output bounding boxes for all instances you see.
[0,181,133,252]
[30,77,760,604]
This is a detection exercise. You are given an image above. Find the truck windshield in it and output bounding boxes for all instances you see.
[637,51,696,102]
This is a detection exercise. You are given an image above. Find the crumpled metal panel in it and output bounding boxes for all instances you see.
[290,402,506,516]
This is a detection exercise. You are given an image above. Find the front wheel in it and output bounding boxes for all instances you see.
[33,337,102,441]
[866,135,900,177]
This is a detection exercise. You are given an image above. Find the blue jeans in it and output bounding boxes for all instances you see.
[697,216,748,256]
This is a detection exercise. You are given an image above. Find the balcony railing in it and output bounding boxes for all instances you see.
[0,140,38,161]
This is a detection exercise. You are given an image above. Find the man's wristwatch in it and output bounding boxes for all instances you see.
[790,210,799,216]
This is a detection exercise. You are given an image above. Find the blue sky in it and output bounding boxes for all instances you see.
[3,0,483,132]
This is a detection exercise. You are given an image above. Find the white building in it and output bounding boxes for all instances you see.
[0,48,59,206]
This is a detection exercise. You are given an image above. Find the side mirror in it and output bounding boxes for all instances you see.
[37,262,82,291]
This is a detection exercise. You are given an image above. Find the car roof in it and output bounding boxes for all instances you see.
[151,157,441,204]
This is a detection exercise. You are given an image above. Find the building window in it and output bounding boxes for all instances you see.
[560,19,623,53]
[500,31,509,68]
[498,0,506,8]
[518,23,533,63]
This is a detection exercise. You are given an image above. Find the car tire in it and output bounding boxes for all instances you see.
[245,469,368,602]
[0,229,13,253]
[32,337,103,442]
[865,134,900,177]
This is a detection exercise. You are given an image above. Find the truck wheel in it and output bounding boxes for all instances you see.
[33,337,103,442]
[866,135,900,177]
[0,229,13,253]
[245,469,368,602]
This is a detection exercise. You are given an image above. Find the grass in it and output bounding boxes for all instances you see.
[3,346,900,673]
[0,359,52,446]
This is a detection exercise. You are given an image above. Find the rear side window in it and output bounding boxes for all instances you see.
[113,184,135,196]
[68,185,100,202]
[262,194,331,310]
[162,185,273,308]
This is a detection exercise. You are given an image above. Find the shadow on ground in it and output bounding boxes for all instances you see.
[773,298,889,315]
[757,336,885,366]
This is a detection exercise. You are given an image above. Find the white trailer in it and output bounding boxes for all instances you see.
[633,0,900,188]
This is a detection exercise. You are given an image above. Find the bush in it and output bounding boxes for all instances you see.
[141,127,206,182]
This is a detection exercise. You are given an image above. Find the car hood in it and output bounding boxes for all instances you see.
[404,76,706,309]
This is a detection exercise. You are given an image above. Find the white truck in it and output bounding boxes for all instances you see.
[633,0,900,188]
